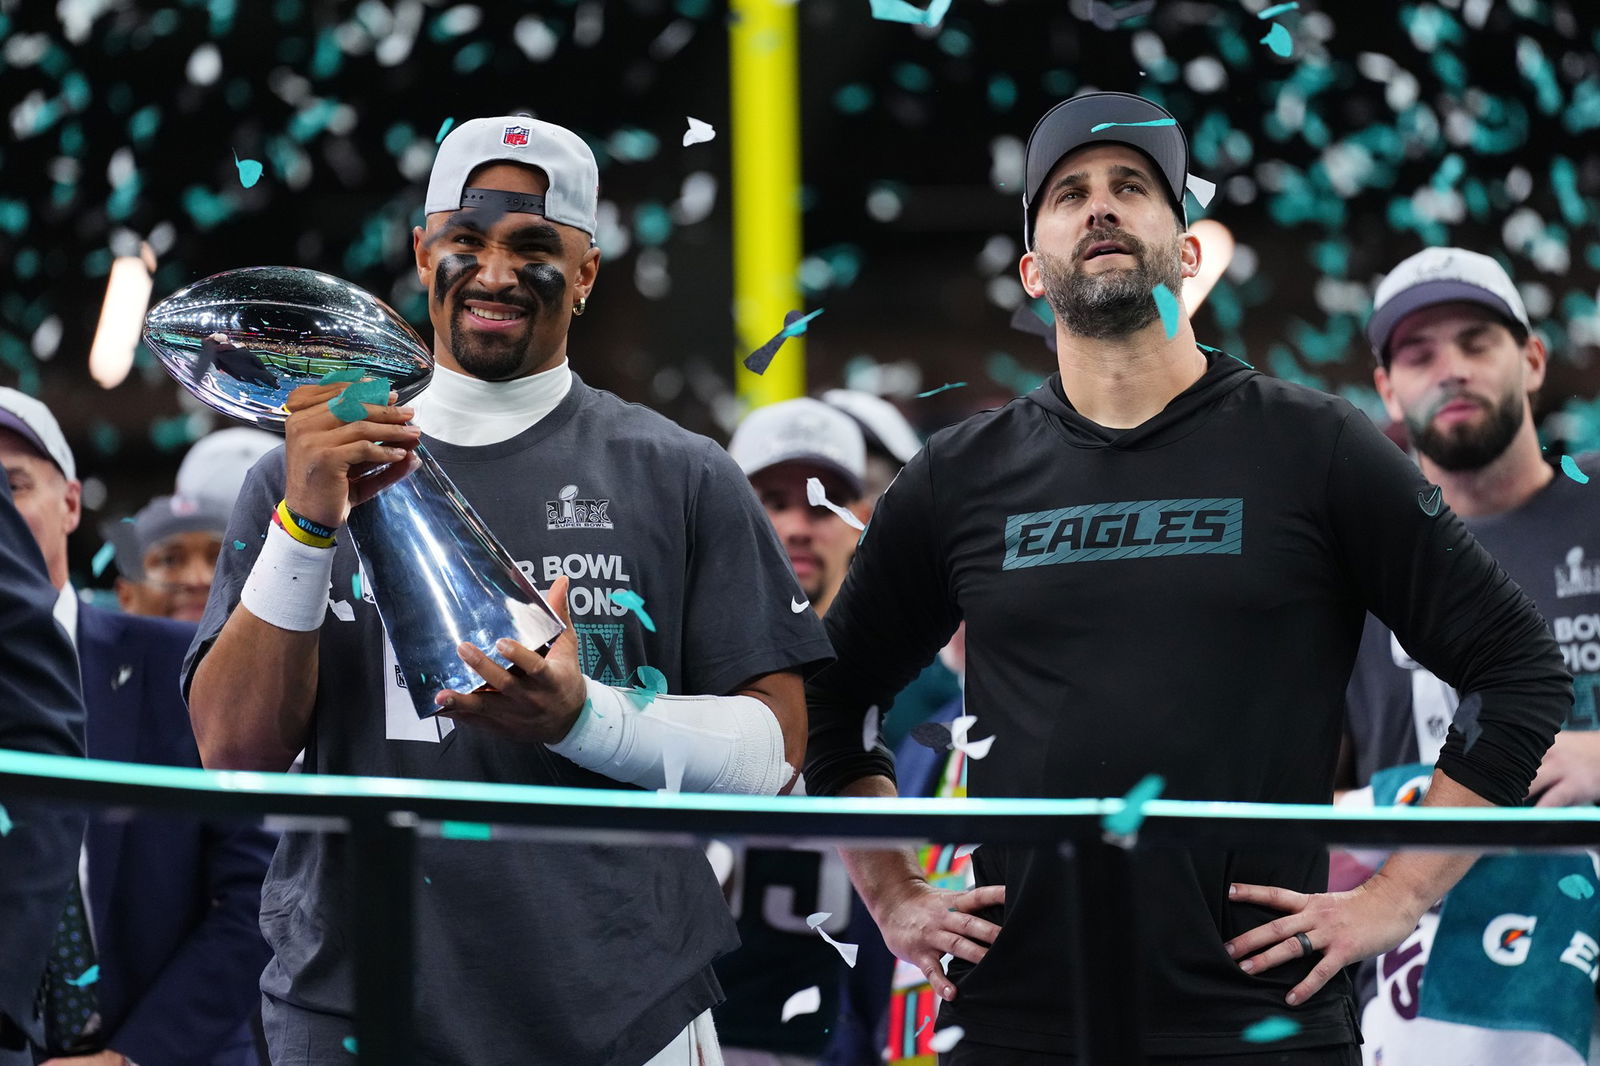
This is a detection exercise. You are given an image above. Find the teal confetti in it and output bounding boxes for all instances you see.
[833,84,874,114]
[1256,1,1299,17]
[352,573,363,599]
[1559,874,1595,900]
[612,589,657,632]
[1259,23,1293,58]
[318,369,365,385]
[423,876,431,884]
[1102,773,1164,836]
[0,804,11,836]
[892,63,934,94]
[328,376,392,424]
[233,540,247,551]
[1561,455,1590,485]
[627,665,669,709]
[914,1015,931,1036]
[917,382,968,398]
[868,0,953,28]
[1151,284,1180,339]
[439,821,493,840]
[91,541,116,578]
[233,150,264,189]
[1090,118,1177,133]
[1241,1016,1301,1043]
[779,309,825,339]
[342,1036,358,1054]
[66,964,99,988]
[435,117,455,144]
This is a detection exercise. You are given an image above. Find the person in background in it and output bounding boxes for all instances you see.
[0,465,85,1066]
[0,386,274,1066]
[730,397,867,620]
[713,397,868,1065]
[1339,246,1600,1066]
[104,492,232,624]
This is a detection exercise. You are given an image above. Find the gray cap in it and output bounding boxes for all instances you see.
[1367,247,1532,364]
[426,116,600,236]
[0,386,74,481]
[1023,91,1189,249]
[103,493,231,581]
[728,398,866,499]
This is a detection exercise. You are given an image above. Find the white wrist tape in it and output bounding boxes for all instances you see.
[239,522,335,632]
[548,677,792,794]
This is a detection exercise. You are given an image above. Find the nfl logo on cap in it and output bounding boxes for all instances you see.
[502,125,530,147]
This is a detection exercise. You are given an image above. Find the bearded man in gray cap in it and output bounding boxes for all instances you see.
[802,93,1569,1064]
[1336,247,1600,1065]
[187,116,829,1065]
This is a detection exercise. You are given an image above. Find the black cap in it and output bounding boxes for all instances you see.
[1023,92,1190,249]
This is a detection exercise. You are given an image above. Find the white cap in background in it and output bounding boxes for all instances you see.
[729,398,866,498]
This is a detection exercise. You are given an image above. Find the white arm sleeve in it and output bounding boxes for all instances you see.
[546,676,793,794]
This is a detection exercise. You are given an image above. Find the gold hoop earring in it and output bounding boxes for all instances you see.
[572,297,587,317]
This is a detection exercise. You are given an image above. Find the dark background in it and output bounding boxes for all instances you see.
[2,0,1598,588]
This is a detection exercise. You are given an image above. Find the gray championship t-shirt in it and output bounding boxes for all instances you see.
[1347,451,1600,784]
[186,374,832,1066]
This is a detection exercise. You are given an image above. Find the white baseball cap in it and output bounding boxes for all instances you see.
[1367,247,1531,363]
[176,426,280,517]
[821,389,922,465]
[729,398,866,498]
[0,386,74,481]
[426,116,600,237]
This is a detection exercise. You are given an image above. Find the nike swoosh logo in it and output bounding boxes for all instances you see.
[790,597,810,613]
[1417,484,1443,517]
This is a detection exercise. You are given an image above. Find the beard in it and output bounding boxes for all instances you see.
[1037,227,1185,341]
[447,290,544,382]
[1407,385,1526,472]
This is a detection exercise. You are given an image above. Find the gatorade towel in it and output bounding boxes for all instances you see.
[1359,763,1600,1066]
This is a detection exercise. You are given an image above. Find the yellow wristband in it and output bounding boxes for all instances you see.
[274,501,337,549]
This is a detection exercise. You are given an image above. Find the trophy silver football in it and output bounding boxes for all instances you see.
[143,265,565,718]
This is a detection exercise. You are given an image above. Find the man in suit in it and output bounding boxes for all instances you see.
[0,472,86,1066]
[0,387,274,1066]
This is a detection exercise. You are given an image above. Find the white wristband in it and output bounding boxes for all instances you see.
[239,521,335,632]
[548,677,792,794]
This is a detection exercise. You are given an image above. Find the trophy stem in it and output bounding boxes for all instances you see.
[344,442,565,719]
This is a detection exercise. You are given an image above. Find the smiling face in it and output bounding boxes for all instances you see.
[1375,302,1545,473]
[116,530,224,622]
[1020,144,1199,340]
[413,162,601,381]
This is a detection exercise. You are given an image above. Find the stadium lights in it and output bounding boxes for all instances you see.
[88,242,156,389]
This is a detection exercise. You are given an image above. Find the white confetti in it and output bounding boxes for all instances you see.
[781,985,821,1022]
[950,715,995,760]
[929,1026,966,1053]
[954,843,980,860]
[328,599,355,622]
[682,116,715,147]
[806,477,866,531]
[1185,173,1218,209]
[112,664,133,690]
[806,911,860,967]
[863,706,881,751]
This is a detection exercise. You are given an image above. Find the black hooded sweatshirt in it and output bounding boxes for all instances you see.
[805,349,1569,1056]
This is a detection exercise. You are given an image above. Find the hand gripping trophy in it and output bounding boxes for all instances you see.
[143,265,564,719]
